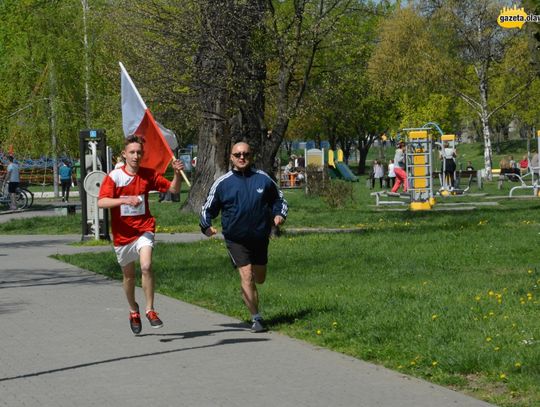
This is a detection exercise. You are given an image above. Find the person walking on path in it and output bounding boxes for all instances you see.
[6,155,20,210]
[200,141,288,333]
[59,160,73,202]
[98,135,185,335]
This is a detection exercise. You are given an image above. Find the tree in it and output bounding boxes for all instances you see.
[183,0,356,211]
[370,1,538,178]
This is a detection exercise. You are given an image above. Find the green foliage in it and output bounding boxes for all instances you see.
[320,179,354,209]
[0,0,123,156]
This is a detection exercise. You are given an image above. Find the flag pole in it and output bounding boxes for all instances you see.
[171,152,191,187]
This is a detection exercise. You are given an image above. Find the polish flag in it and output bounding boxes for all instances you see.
[120,62,178,175]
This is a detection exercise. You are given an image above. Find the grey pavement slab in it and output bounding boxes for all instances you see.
[0,234,496,407]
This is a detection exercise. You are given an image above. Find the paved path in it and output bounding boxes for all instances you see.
[0,233,496,407]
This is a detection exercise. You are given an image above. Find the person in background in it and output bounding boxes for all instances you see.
[509,155,519,174]
[440,142,457,189]
[519,155,528,175]
[387,159,396,188]
[6,155,20,210]
[466,161,475,171]
[114,155,125,169]
[394,142,405,169]
[59,160,73,202]
[371,160,384,189]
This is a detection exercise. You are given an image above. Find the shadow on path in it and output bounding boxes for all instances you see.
[0,338,269,383]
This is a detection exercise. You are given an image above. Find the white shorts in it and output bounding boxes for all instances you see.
[114,232,155,267]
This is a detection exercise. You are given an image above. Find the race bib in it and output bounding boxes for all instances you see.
[120,195,145,216]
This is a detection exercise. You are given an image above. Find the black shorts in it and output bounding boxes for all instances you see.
[8,182,19,193]
[225,238,269,268]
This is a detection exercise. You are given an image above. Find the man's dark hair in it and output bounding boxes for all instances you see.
[125,134,144,147]
[8,155,14,162]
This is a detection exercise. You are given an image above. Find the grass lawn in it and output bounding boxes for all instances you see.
[54,181,540,407]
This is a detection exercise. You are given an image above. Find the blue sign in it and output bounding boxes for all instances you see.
[90,130,97,138]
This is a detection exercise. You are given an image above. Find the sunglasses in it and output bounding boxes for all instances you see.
[232,152,251,158]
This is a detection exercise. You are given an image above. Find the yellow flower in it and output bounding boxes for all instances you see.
[475,295,481,301]
[431,314,438,320]
[514,362,522,368]
[432,361,438,367]
[409,360,416,366]
[332,321,338,328]
[486,337,492,342]
[493,346,500,351]
[528,269,533,274]
[488,290,495,296]
[488,311,495,316]
[316,329,322,335]
[499,373,507,380]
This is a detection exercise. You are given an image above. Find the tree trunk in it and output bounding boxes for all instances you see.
[481,112,493,180]
[184,0,268,212]
[479,73,493,180]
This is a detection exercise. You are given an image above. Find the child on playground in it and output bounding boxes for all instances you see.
[371,160,384,189]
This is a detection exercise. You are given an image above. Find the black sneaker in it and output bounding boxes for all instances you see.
[251,318,268,333]
[146,310,163,329]
[129,304,142,335]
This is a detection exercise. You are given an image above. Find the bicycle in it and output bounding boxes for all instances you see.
[0,178,29,210]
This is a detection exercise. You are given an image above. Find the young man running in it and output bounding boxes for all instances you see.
[98,135,184,334]
[200,141,287,332]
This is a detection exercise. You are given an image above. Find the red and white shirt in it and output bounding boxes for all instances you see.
[99,166,171,246]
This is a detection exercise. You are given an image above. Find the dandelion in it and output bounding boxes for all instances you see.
[486,336,492,342]
[410,360,416,366]
[499,373,507,381]
[488,290,495,296]
[397,365,404,369]
[493,346,500,351]
[528,269,533,275]
[432,361,438,367]
[431,314,438,321]
[332,321,338,328]
[514,362,522,368]
[488,311,495,317]
[475,295,481,301]
[316,329,322,335]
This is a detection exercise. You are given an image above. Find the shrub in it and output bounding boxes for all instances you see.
[320,179,355,208]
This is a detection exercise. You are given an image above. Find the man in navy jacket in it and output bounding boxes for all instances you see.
[200,141,288,332]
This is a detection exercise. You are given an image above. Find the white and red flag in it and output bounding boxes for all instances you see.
[119,62,178,175]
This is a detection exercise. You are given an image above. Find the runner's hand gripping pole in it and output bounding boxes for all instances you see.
[170,152,191,187]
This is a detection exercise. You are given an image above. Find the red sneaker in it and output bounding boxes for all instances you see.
[129,304,142,335]
[146,310,163,329]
